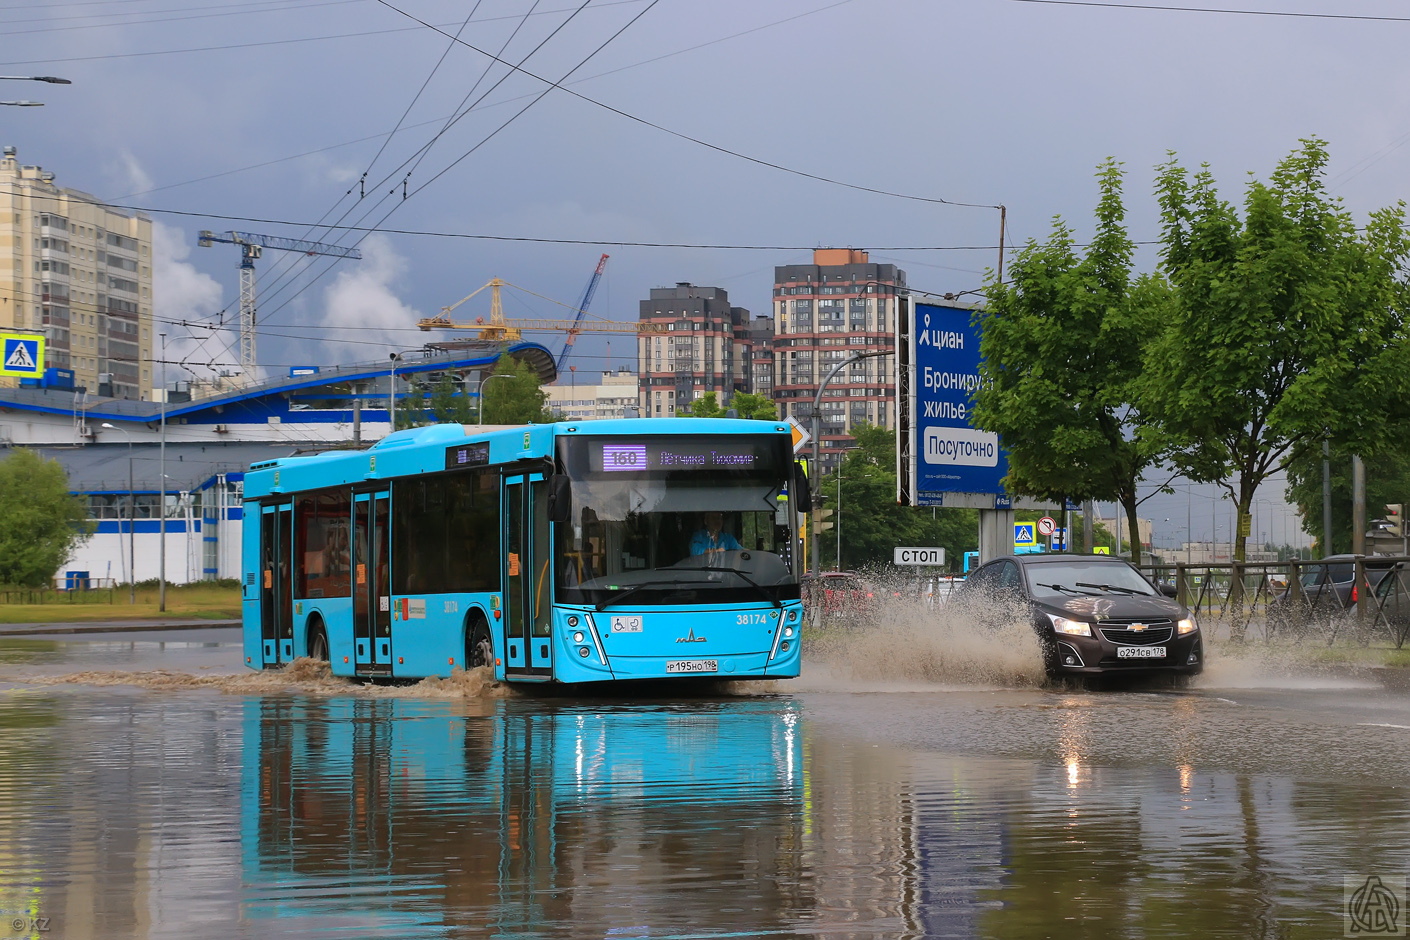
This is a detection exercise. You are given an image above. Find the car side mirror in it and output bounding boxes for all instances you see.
[1159,582,1178,598]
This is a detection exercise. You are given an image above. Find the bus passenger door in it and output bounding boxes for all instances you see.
[259,502,294,664]
[353,490,393,675]
[504,474,553,678]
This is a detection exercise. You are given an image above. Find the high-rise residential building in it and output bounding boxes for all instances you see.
[637,282,749,417]
[742,314,775,400]
[0,147,154,400]
[773,248,904,471]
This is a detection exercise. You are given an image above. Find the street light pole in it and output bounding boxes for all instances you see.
[159,332,167,613]
[0,74,70,107]
[388,352,401,431]
[100,423,135,604]
[809,350,888,576]
[477,372,514,425]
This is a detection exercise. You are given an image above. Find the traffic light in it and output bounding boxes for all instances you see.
[1386,504,1404,538]
[816,510,835,533]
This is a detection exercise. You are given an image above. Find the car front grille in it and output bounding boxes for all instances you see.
[1098,622,1174,645]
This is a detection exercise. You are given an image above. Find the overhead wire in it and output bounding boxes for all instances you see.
[373,0,1001,210]
[1003,0,1410,22]
[106,0,859,204]
[151,0,660,372]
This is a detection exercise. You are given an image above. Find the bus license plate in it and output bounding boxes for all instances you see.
[1117,646,1166,659]
[666,659,718,674]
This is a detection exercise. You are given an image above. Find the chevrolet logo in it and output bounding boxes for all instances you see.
[1129,623,1148,632]
[675,628,707,643]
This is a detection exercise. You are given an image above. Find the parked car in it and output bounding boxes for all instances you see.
[954,554,1203,680]
[802,571,877,623]
[1266,555,1399,638]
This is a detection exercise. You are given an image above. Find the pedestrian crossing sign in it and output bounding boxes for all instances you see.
[0,333,44,377]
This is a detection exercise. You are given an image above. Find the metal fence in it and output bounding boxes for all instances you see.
[0,578,117,606]
[1137,557,1410,647]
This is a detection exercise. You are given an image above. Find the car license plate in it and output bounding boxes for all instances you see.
[665,659,718,674]
[1117,646,1166,659]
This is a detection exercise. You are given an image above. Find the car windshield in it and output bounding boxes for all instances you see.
[1026,561,1157,598]
[554,435,800,606]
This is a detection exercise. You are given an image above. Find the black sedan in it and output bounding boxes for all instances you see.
[956,554,1203,680]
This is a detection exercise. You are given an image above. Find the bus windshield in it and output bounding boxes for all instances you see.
[555,435,800,606]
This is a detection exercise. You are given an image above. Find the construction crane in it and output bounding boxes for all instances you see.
[197,230,362,379]
[557,253,609,373]
[418,276,666,345]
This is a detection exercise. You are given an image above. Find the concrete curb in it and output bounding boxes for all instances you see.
[0,620,240,637]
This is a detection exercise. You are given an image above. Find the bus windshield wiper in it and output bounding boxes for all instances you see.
[595,579,688,612]
[703,567,783,609]
[1075,581,1147,596]
[1035,582,1094,596]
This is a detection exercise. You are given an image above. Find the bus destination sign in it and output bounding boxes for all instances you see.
[444,442,490,470]
[597,441,762,473]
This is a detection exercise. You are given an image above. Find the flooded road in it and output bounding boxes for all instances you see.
[0,629,1407,938]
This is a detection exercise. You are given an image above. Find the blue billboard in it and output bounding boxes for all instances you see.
[911,301,1008,503]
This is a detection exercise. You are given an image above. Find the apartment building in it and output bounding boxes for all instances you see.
[636,282,750,416]
[0,147,154,400]
[544,368,640,420]
[773,249,903,471]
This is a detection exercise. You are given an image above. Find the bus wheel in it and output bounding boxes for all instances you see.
[307,619,329,662]
[467,618,494,669]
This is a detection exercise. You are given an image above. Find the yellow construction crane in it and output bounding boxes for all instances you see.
[417,277,667,342]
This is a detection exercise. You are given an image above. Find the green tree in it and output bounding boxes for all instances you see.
[686,392,727,417]
[817,424,977,571]
[482,357,554,425]
[428,373,474,424]
[1141,138,1410,564]
[0,449,94,587]
[730,392,778,420]
[973,159,1169,564]
[1285,446,1410,554]
[682,391,779,420]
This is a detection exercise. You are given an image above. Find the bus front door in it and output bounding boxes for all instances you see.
[504,473,553,679]
[259,502,294,664]
[353,490,393,676]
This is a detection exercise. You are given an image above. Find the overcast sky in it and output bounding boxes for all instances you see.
[9,0,1407,544]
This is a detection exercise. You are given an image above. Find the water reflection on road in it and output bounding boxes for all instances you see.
[0,636,1407,937]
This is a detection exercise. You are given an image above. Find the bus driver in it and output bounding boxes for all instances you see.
[689,511,741,562]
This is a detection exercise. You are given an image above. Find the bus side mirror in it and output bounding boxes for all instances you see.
[793,462,811,514]
[546,474,572,523]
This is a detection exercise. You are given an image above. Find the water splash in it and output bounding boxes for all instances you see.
[790,581,1049,690]
[3,658,517,699]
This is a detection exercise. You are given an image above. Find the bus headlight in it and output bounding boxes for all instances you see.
[1177,617,1198,635]
[578,647,591,658]
[567,615,579,627]
[780,641,790,652]
[788,610,798,622]
[573,632,585,644]
[783,626,794,638]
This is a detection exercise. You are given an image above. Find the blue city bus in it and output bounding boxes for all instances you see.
[241,418,808,683]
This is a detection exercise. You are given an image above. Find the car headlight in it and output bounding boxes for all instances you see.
[1046,613,1091,636]
[1177,617,1198,635]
